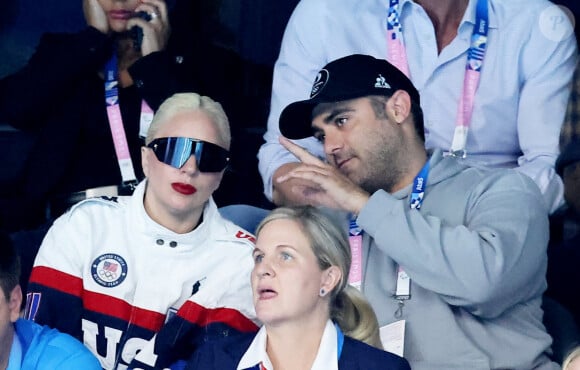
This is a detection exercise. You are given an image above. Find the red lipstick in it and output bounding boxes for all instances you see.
[172,183,196,195]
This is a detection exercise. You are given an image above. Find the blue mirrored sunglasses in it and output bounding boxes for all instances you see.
[147,137,230,172]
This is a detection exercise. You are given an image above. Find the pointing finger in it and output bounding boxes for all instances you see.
[279,136,325,166]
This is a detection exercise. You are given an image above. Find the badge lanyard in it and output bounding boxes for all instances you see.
[348,217,363,290]
[104,52,154,190]
[348,161,430,318]
[393,160,430,318]
[386,0,489,157]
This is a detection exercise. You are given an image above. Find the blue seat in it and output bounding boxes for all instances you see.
[219,204,270,234]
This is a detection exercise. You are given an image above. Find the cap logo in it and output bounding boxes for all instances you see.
[310,69,329,98]
[374,74,391,89]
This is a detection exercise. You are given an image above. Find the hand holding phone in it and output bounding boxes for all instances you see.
[126,0,170,56]
[130,11,152,52]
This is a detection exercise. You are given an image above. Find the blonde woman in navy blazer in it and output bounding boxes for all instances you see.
[184,206,410,370]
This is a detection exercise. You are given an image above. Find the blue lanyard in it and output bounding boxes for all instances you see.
[410,160,430,210]
[103,52,140,186]
[335,323,344,359]
[104,53,119,106]
[470,0,489,72]
[394,160,430,318]
[348,216,362,236]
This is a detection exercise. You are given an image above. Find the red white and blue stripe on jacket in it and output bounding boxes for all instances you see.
[25,189,259,370]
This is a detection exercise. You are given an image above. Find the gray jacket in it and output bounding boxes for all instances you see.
[354,150,556,369]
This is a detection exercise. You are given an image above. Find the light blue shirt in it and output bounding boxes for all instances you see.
[258,0,578,212]
[7,332,22,370]
[12,318,101,370]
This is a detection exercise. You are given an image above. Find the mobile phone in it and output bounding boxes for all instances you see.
[130,11,152,51]
[132,10,152,22]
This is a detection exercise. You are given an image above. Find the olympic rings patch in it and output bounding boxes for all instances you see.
[91,254,128,288]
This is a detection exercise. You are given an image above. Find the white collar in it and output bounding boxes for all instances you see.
[399,0,498,29]
[237,320,339,370]
[132,179,220,244]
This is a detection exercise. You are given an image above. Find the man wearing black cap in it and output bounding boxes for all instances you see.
[277,54,558,369]
[260,0,577,216]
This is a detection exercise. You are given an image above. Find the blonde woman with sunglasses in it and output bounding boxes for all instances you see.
[25,93,259,370]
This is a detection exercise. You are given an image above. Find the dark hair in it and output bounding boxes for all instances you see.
[0,231,20,301]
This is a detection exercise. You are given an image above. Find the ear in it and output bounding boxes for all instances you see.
[386,90,412,124]
[141,146,151,178]
[320,265,342,295]
[8,285,22,323]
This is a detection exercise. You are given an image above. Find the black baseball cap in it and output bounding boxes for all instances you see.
[279,54,420,140]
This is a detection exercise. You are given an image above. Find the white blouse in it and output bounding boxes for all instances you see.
[237,320,340,370]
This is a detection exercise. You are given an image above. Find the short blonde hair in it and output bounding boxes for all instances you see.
[145,93,231,148]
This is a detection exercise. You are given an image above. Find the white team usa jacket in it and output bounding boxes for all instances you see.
[26,181,259,370]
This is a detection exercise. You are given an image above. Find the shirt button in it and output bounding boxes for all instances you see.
[175,55,184,64]
[169,241,178,248]
[156,239,164,245]
[135,79,144,88]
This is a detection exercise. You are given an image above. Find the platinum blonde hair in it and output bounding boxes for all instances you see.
[145,93,231,149]
[255,206,383,349]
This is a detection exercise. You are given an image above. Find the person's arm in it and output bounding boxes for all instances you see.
[257,0,329,204]
[0,28,111,130]
[25,211,89,341]
[358,171,549,319]
[515,15,578,213]
[560,64,580,148]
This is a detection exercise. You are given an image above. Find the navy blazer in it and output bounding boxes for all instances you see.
[184,332,410,370]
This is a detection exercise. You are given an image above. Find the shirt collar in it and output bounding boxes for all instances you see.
[311,320,339,370]
[237,326,270,370]
[132,179,220,245]
[461,0,498,30]
[237,320,339,370]
[398,0,498,30]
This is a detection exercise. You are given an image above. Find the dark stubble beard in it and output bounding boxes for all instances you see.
[355,127,408,194]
